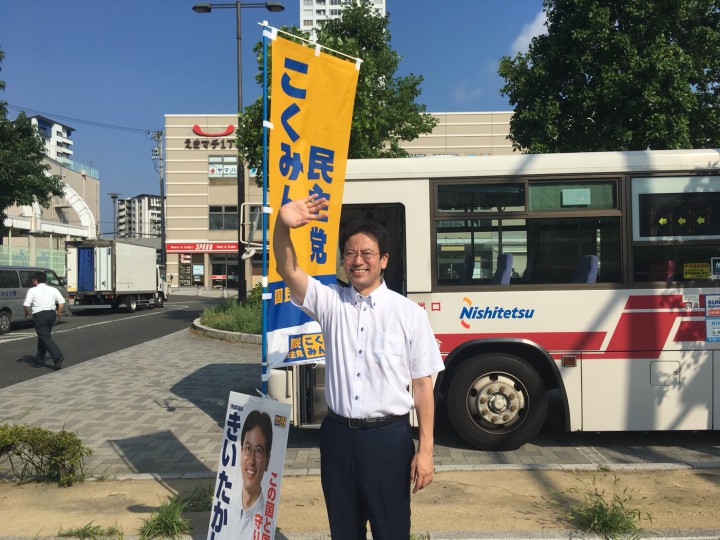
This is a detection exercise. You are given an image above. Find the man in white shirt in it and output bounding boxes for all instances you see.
[274,195,445,540]
[23,271,65,370]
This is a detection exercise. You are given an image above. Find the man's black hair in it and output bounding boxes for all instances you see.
[241,409,273,454]
[339,219,389,256]
[34,272,47,283]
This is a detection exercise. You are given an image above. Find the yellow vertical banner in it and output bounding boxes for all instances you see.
[267,35,359,366]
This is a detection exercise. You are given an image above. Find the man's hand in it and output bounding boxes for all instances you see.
[410,449,434,494]
[278,195,328,229]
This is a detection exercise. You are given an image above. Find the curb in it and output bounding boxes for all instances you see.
[190,317,261,344]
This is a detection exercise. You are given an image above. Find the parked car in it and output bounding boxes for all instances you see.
[0,266,70,334]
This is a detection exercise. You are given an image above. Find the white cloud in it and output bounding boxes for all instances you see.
[511,10,547,54]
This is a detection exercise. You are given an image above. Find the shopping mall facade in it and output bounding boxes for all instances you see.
[164,111,513,292]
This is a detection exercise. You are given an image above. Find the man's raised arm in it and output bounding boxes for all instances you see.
[273,195,328,305]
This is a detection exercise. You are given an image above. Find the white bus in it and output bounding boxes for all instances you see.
[267,148,720,450]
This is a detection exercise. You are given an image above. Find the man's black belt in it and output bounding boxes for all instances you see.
[326,409,408,429]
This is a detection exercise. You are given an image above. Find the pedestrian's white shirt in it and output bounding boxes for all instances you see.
[296,278,444,419]
[23,283,64,314]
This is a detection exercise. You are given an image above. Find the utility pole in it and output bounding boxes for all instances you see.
[150,131,166,267]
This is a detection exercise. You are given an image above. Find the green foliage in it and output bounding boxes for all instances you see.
[58,521,124,539]
[139,497,191,540]
[238,2,437,186]
[0,48,65,221]
[566,475,651,538]
[199,284,262,334]
[180,483,213,513]
[0,422,93,486]
[498,0,720,153]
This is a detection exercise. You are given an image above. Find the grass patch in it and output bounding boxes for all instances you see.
[58,521,123,539]
[139,496,191,539]
[181,483,213,512]
[566,474,651,539]
[199,284,261,334]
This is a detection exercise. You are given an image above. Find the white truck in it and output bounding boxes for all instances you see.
[65,240,168,312]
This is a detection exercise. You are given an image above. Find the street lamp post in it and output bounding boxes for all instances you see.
[108,192,121,240]
[192,1,285,301]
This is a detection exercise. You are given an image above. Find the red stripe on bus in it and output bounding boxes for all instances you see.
[624,295,705,309]
[435,332,606,353]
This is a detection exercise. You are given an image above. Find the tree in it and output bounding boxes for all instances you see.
[498,0,720,153]
[238,2,437,185]
[0,48,64,223]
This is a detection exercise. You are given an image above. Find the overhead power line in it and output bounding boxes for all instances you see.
[7,103,157,134]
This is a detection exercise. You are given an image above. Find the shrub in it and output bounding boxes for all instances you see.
[200,283,262,334]
[0,422,92,486]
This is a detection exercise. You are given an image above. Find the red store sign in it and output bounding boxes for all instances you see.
[167,242,238,253]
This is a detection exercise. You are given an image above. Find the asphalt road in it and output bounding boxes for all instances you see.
[0,294,223,389]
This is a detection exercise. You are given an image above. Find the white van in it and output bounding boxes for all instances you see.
[0,266,70,334]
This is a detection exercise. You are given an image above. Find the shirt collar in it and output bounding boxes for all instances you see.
[346,279,389,308]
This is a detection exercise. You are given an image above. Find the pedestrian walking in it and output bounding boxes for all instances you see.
[273,195,445,540]
[23,271,65,370]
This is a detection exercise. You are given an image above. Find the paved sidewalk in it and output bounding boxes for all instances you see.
[2,328,720,539]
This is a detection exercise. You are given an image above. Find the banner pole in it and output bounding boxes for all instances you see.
[261,24,270,395]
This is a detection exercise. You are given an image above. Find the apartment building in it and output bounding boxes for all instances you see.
[299,0,386,38]
[117,194,163,239]
[30,115,75,167]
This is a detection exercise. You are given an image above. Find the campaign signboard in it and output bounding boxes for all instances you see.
[207,393,291,540]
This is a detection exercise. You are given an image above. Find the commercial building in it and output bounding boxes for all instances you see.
[2,115,99,274]
[163,111,513,291]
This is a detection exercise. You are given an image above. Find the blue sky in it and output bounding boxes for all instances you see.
[1,0,545,235]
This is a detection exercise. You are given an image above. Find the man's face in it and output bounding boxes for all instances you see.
[241,425,269,492]
[342,232,388,296]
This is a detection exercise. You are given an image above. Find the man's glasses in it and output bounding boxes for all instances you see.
[242,443,267,459]
[343,250,379,261]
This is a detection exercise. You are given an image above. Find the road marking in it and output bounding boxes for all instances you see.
[0,305,194,342]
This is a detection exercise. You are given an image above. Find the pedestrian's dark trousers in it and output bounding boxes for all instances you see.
[32,310,62,361]
[320,414,415,540]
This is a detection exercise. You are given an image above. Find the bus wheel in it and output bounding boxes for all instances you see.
[447,353,547,451]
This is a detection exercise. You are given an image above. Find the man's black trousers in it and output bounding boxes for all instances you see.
[32,310,63,361]
[320,413,415,540]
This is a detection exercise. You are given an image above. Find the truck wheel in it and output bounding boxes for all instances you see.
[447,353,547,451]
[155,294,164,308]
[0,311,11,335]
[125,296,138,313]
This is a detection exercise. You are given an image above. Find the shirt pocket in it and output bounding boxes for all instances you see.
[373,332,405,366]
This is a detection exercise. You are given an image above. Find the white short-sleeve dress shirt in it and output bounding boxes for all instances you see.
[23,282,65,314]
[296,277,444,419]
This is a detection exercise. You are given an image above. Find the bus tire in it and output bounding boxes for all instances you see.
[446,353,547,451]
